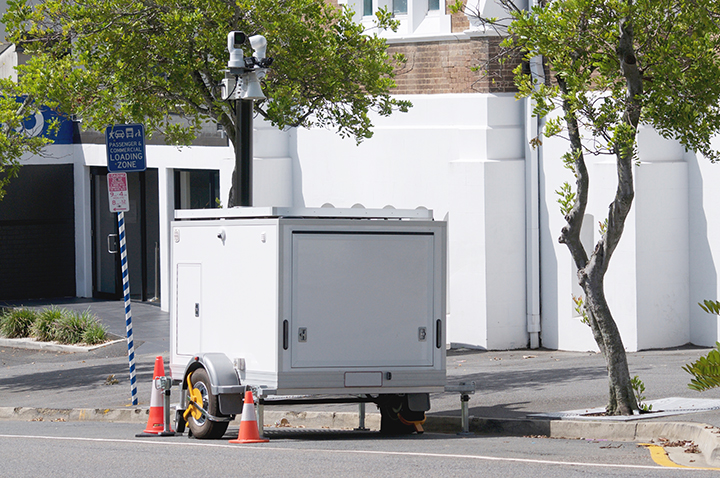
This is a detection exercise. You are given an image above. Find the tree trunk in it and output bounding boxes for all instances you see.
[557,99,639,414]
[555,13,642,415]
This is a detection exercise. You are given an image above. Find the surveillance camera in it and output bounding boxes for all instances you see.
[231,31,246,48]
[227,31,247,68]
[248,35,267,60]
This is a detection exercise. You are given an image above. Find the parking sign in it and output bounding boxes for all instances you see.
[108,172,130,212]
[106,124,147,172]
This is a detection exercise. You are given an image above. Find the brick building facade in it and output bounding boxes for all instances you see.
[389,36,516,94]
[340,1,518,94]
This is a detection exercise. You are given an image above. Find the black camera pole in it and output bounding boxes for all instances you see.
[227,31,271,207]
[235,98,254,207]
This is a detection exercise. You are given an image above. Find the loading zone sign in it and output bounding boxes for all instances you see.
[106,124,147,172]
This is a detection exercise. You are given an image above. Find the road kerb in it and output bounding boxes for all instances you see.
[2,405,719,466]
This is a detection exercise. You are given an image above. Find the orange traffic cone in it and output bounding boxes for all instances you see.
[136,356,174,437]
[229,391,269,443]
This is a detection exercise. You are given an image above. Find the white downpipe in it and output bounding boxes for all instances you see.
[525,91,541,349]
[525,6,543,348]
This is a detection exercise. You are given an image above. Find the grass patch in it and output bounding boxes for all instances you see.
[82,320,108,345]
[53,311,86,344]
[1,306,107,345]
[32,306,64,342]
[0,308,39,338]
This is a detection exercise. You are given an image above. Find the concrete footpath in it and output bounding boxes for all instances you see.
[2,299,720,466]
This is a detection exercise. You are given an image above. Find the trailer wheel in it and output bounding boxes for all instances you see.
[378,394,423,435]
[187,368,229,439]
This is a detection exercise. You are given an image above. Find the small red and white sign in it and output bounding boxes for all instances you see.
[108,172,130,212]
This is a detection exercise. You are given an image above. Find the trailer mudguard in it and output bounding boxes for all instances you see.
[407,393,431,412]
[182,353,245,415]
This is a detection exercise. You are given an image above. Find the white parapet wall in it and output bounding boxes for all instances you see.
[293,93,528,349]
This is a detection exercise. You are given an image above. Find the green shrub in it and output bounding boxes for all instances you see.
[54,309,107,345]
[32,306,64,342]
[0,308,39,338]
[689,302,720,391]
[53,310,86,344]
[1,306,108,345]
[683,341,720,392]
[81,318,107,345]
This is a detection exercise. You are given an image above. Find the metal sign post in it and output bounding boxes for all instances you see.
[106,124,147,406]
[118,210,138,405]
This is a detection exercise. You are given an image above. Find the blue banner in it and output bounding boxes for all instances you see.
[14,98,75,144]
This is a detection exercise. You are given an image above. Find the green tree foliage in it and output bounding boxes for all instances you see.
[685,302,720,391]
[683,342,720,392]
[466,0,720,414]
[699,300,720,315]
[0,89,53,200]
[2,0,409,158]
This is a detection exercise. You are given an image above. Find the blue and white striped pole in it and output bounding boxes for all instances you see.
[118,211,138,406]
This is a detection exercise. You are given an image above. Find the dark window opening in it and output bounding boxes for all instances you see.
[174,169,220,209]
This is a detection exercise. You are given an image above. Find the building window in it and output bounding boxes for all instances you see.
[363,0,372,16]
[353,0,451,36]
[174,169,220,209]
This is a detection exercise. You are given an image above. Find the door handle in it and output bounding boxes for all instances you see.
[107,234,119,254]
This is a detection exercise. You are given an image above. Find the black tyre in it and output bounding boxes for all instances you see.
[187,368,229,439]
[377,394,423,435]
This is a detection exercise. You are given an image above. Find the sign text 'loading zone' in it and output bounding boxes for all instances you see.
[106,124,147,173]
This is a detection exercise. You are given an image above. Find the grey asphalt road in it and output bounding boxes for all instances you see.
[2,420,714,478]
[2,298,720,429]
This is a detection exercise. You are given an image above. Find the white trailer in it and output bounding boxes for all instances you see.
[170,207,447,438]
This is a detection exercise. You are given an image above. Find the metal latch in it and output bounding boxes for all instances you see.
[298,327,307,342]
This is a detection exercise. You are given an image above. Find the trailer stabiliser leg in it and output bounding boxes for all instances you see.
[257,400,264,437]
[354,402,369,431]
[459,393,471,436]
[445,381,476,436]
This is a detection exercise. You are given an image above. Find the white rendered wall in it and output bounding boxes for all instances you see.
[293,93,528,349]
[254,121,294,207]
[21,91,720,352]
[540,120,691,352]
[634,129,690,349]
[689,133,720,346]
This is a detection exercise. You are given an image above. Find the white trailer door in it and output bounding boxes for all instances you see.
[290,232,435,368]
[176,263,202,355]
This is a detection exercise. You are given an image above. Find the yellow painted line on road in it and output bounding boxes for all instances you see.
[639,443,720,471]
